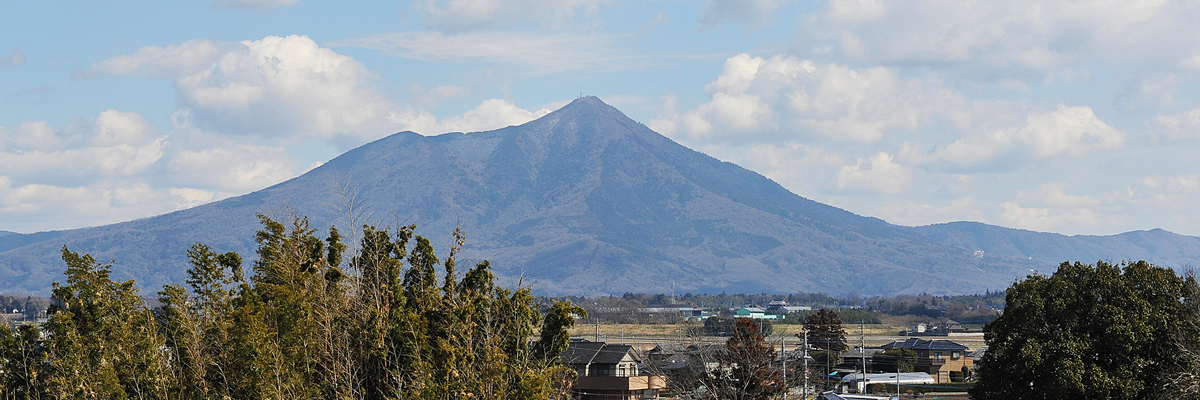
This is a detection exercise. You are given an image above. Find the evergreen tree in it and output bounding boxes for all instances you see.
[803,309,847,353]
[44,247,171,399]
[0,216,587,400]
[0,324,48,399]
[972,260,1200,400]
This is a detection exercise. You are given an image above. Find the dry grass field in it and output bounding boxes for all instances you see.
[566,322,988,349]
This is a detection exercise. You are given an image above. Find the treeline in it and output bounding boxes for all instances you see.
[0,215,585,400]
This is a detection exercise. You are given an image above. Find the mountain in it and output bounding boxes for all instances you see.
[1,97,1197,296]
[910,222,1200,268]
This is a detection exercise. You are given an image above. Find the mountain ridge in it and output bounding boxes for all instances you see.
[1,97,1196,296]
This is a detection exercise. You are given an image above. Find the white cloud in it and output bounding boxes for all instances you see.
[169,145,300,192]
[1130,174,1200,212]
[801,0,1194,78]
[654,54,953,144]
[1,49,24,68]
[835,152,911,194]
[91,110,156,146]
[0,177,213,232]
[1018,105,1123,158]
[698,0,791,31]
[1138,174,1200,194]
[385,98,552,135]
[211,0,299,10]
[328,31,638,75]
[1151,108,1200,141]
[413,0,609,32]
[0,111,165,184]
[902,105,1123,168]
[93,35,394,142]
[0,110,310,232]
[998,201,1100,232]
[1013,182,1102,209]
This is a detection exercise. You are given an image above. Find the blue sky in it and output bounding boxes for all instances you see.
[4,0,1200,236]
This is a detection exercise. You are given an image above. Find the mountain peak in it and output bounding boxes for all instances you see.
[565,95,609,108]
[544,96,629,123]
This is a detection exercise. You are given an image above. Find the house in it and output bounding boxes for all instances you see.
[734,307,779,320]
[905,319,979,336]
[835,346,882,372]
[765,300,812,314]
[560,341,666,400]
[644,343,724,375]
[879,338,973,383]
[676,307,711,321]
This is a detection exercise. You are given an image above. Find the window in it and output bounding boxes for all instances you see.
[951,351,960,359]
[935,352,943,359]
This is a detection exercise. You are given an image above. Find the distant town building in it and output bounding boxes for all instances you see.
[765,299,812,314]
[734,307,779,320]
[903,319,982,337]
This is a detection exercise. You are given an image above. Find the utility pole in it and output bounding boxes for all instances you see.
[782,335,787,400]
[860,320,866,394]
[803,330,809,400]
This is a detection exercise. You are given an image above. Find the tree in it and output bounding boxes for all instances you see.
[44,247,171,399]
[709,319,784,400]
[0,215,588,400]
[0,324,48,399]
[971,260,1200,400]
[803,309,847,353]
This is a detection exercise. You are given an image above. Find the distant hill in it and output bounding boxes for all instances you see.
[910,222,1200,269]
[1,97,1196,296]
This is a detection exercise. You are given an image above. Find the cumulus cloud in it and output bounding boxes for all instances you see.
[901,105,1124,169]
[1130,174,1200,214]
[1,49,24,68]
[0,177,222,232]
[328,31,638,74]
[0,111,165,185]
[698,0,791,31]
[0,109,311,232]
[92,35,394,142]
[169,145,300,192]
[652,54,954,143]
[1151,108,1200,141]
[211,0,299,10]
[835,152,912,194]
[800,0,1197,78]
[385,98,553,135]
[413,0,609,32]
[1138,174,1200,194]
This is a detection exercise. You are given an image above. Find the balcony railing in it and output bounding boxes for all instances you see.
[916,358,946,366]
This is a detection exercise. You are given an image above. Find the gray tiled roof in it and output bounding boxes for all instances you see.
[561,342,639,366]
[881,338,968,351]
